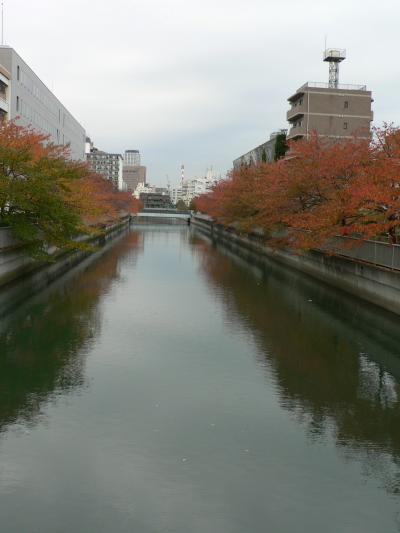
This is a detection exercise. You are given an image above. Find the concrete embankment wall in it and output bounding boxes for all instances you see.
[0,218,130,315]
[192,216,400,316]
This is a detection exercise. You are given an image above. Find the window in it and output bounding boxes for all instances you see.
[16,95,19,112]
[17,66,20,81]
[344,100,349,109]
[343,122,348,130]
[299,98,303,105]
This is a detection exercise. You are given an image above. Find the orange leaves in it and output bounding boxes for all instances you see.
[195,126,400,249]
[69,172,141,227]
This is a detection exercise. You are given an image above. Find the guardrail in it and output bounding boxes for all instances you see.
[300,82,367,91]
[325,236,400,271]
[192,215,400,272]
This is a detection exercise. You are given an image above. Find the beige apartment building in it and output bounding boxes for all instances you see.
[287,49,373,141]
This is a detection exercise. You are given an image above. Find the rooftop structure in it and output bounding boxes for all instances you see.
[323,48,346,88]
[124,149,141,167]
[287,48,373,141]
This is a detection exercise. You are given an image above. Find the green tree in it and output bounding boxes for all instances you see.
[261,148,267,163]
[0,121,89,258]
[175,199,188,211]
[274,133,288,161]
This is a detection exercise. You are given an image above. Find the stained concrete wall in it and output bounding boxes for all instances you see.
[0,219,130,303]
[192,216,400,316]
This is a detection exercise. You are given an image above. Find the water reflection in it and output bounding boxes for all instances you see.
[0,232,141,433]
[191,230,400,495]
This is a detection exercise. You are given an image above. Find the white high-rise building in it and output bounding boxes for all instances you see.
[170,168,218,206]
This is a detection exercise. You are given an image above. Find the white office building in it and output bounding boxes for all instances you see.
[0,46,86,160]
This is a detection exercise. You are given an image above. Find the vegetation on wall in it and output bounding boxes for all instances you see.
[274,133,288,161]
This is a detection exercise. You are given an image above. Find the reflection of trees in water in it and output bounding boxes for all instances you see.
[0,231,141,433]
[191,234,400,495]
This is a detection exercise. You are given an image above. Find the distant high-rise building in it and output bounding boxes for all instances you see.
[123,166,147,192]
[124,149,141,167]
[287,48,373,141]
[87,146,124,190]
[0,46,86,160]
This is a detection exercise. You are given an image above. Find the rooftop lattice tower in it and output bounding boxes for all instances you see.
[323,48,346,88]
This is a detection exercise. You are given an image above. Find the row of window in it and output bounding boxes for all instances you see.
[17,95,59,139]
[88,155,121,160]
[16,95,80,152]
[16,64,84,142]
[292,99,350,109]
[17,65,58,118]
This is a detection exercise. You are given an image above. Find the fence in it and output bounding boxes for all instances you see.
[192,215,400,273]
[326,236,400,272]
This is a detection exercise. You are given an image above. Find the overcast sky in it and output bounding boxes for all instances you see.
[5,0,400,186]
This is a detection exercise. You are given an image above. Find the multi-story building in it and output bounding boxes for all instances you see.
[124,149,141,167]
[86,148,124,190]
[171,169,218,206]
[123,165,147,192]
[0,46,86,160]
[287,49,373,141]
[0,63,10,121]
[139,192,173,209]
[233,130,287,168]
[122,149,146,192]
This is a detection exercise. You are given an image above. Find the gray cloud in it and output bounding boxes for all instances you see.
[6,0,400,184]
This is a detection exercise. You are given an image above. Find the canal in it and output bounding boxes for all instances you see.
[0,225,400,532]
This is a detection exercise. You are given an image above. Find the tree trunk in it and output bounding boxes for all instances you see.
[389,227,397,244]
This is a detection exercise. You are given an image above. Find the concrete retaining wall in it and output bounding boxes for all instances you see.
[192,216,400,316]
[0,218,130,291]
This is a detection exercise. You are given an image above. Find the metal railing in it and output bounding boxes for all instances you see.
[325,236,400,271]
[300,82,367,91]
[192,216,400,272]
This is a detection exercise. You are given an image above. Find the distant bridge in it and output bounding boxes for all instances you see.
[132,209,191,224]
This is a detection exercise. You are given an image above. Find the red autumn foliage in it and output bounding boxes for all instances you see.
[70,172,141,227]
[194,125,400,249]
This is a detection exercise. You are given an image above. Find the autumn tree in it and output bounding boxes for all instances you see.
[194,129,400,250]
[0,120,140,258]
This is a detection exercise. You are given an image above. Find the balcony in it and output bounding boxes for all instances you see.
[287,105,305,122]
[287,123,307,140]
[0,95,9,113]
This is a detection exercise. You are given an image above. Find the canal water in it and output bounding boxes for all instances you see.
[0,225,400,532]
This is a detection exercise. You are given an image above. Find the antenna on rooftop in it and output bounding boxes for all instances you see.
[1,2,4,46]
[323,47,346,88]
[180,164,184,188]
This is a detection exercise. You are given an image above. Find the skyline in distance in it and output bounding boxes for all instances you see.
[1,0,399,186]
